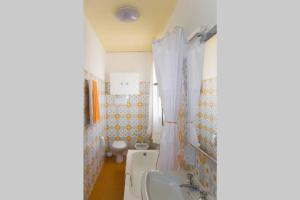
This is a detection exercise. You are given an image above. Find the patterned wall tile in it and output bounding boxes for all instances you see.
[194,151,217,199]
[84,79,106,200]
[196,78,217,159]
[181,60,217,200]
[190,77,217,200]
[105,82,151,149]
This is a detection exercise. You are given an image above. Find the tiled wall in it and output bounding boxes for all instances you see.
[84,79,106,200]
[182,149,217,200]
[104,82,151,149]
[196,78,217,159]
[190,78,217,200]
[180,63,217,200]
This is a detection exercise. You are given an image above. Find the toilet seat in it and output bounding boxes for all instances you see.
[112,141,127,149]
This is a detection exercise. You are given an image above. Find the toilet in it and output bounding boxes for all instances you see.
[111,141,127,163]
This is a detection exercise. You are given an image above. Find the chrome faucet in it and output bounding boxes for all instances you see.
[187,173,194,185]
[180,173,208,200]
[180,173,198,190]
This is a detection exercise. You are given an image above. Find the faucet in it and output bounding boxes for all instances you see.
[180,173,198,190]
[180,173,208,200]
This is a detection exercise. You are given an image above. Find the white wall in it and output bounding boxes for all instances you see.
[165,0,217,79]
[166,0,216,38]
[106,52,153,82]
[203,35,217,79]
[84,20,106,81]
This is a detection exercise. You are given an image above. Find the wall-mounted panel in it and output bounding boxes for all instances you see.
[110,73,139,95]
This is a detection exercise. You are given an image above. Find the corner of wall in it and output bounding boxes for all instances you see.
[84,18,107,82]
[164,0,217,38]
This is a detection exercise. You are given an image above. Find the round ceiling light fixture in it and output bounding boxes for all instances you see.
[115,6,140,22]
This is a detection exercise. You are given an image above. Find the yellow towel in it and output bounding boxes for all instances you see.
[93,80,100,123]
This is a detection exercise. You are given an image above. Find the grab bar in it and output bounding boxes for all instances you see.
[190,143,217,163]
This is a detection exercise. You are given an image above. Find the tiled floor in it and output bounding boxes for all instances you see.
[89,156,126,200]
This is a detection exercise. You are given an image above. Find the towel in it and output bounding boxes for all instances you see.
[84,80,90,126]
[92,80,100,124]
[88,80,94,126]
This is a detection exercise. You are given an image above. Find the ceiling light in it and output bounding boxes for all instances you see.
[115,6,140,22]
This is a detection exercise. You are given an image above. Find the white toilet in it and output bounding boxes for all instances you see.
[111,141,127,163]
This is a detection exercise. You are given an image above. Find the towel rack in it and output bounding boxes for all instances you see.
[83,68,102,81]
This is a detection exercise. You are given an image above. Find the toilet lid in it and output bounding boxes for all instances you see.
[112,141,127,149]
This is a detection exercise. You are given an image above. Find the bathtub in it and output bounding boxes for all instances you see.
[124,150,159,200]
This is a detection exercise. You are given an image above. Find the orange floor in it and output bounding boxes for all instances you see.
[89,156,126,200]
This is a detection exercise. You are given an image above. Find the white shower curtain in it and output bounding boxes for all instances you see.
[186,39,205,148]
[151,65,163,144]
[152,27,185,171]
[146,65,153,137]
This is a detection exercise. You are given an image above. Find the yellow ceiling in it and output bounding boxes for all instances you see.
[85,0,176,52]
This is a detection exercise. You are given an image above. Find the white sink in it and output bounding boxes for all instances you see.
[142,170,202,200]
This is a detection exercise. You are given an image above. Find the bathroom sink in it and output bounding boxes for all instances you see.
[142,170,201,200]
[134,143,149,150]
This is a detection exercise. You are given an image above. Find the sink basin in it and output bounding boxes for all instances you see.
[134,143,149,150]
[142,170,184,200]
[142,170,202,200]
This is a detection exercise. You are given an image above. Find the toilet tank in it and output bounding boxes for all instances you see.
[110,73,139,95]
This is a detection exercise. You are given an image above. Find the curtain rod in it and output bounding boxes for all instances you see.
[189,25,217,43]
[203,25,217,42]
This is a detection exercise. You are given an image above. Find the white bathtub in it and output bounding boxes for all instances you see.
[124,150,159,200]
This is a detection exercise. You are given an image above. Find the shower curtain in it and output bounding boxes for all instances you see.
[151,65,163,144]
[152,27,184,171]
[186,39,205,148]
